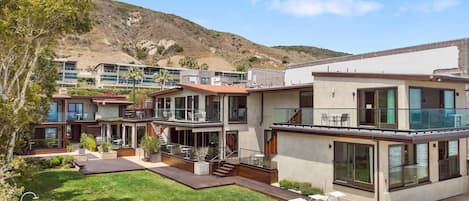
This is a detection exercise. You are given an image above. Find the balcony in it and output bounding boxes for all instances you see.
[273,108,469,131]
[123,109,154,120]
[154,109,221,123]
[67,112,96,121]
[46,112,65,122]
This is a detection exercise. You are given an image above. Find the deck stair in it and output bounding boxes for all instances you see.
[213,163,236,177]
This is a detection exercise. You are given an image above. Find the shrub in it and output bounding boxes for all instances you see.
[80,133,97,151]
[99,141,113,153]
[140,135,160,154]
[298,182,322,195]
[62,155,75,168]
[279,180,300,189]
[49,156,62,168]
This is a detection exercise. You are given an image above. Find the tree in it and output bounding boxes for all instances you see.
[153,69,171,90]
[123,66,144,113]
[0,0,92,199]
[179,56,198,69]
[200,63,209,70]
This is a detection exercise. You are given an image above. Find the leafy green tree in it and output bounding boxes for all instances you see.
[0,0,92,199]
[153,69,171,90]
[123,66,144,113]
[179,56,198,69]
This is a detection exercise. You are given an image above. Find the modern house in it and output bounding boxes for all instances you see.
[285,38,469,86]
[269,72,469,201]
[93,63,248,89]
[55,59,79,87]
[31,94,132,154]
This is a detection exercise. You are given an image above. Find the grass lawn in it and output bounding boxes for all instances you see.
[20,169,275,201]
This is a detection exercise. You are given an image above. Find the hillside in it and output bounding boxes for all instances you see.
[56,0,348,71]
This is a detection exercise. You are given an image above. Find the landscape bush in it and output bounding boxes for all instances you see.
[80,133,97,151]
[279,179,323,195]
[49,157,62,167]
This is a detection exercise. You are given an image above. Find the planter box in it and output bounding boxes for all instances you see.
[100,151,117,160]
[194,161,210,175]
[79,148,86,155]
[150,152,161,162]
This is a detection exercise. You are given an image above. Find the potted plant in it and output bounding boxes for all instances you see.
[80,133,96,152]
[100,141,111,153]
[78,144,85,155]
[140,136,160,162]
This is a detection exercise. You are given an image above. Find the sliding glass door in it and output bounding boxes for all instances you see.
[358,88,397,128]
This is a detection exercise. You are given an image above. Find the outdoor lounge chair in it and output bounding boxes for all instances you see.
[339,113,350,127]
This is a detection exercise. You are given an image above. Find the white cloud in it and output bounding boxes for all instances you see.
[270,0,383,17]
[426,0,460,12]
[397,0,461,14]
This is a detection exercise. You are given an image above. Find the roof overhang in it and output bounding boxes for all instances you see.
[148,87,183,97]
[248,83,313,93]
[271,124,469,143]
[312,72,469,83]
[153,120,224,128]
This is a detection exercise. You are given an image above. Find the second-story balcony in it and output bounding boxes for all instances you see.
[67,112,96,121]
[154,109,221,123]
[46,112,65,123]
[273,108,469,131]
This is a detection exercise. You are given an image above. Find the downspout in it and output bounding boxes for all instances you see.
[259,92,264,126]
[221,94,225,160]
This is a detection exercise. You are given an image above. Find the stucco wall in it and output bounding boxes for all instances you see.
[96,105,120,120]
[274,132,468,201]
[313,77,467,130]
[285,46,460,85]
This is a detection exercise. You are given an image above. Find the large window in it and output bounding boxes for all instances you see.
[156,97,171,119]
[67,103,83,120]
[47,101,59,122]
[206,96,221,122]
[389,144,429,190]
[334,142,374,191]
[228,96,247,123]
[175,97,186,120]
[187,96,199,121]
[439,140,460,180]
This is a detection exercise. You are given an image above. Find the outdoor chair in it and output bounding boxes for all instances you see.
[321,113,329,125]
[339,113,350,127]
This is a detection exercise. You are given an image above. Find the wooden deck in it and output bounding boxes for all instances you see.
[77,158,145,175]
[149,166,308,201]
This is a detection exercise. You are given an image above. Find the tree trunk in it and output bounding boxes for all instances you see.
[6,128,19,163]
[133,80,136,115]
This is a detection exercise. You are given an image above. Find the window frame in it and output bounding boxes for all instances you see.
[438,140,460,181]
[228,96,247,123]
[333,141,375,192]
[388,143,430,191]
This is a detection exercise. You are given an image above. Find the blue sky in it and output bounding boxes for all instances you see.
[120,0,468,54]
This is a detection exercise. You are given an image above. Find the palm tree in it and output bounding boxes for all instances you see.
[123,66,144,114]
[153,69,171,90]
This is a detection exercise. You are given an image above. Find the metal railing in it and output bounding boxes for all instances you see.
[273,108,469,131]
[154,109,221,123]
[28,139,64,150]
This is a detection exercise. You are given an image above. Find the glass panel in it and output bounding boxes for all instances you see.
[387,89,395,124]
[389,145,403,187]
[355,144,372,183]
[175,97,186,120]
[229,96,247,122]
[409,88,422,129]
[206,96,220,122]
[47,102,59,122]
[444,90,455,109]
[300,91,313,107]
[334,142,353,182]
[416,144,428,181]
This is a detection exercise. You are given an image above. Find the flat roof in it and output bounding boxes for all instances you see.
[178,83,248,94]
[288,38,469,69]
[248,83,313,92]
[312,72,469,83]
[271,124,469,143]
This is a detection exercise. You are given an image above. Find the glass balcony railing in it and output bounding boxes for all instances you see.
[154,109,221,123]
[67,112,95,121]
[46,112,64,122]
[273,108,469,131]
[239,148,277,170]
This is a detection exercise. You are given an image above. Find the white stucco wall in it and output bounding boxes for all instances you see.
[273,132,468,201]
[285,46,460,85]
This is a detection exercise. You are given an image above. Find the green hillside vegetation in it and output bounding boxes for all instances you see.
[273,45,350,59]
